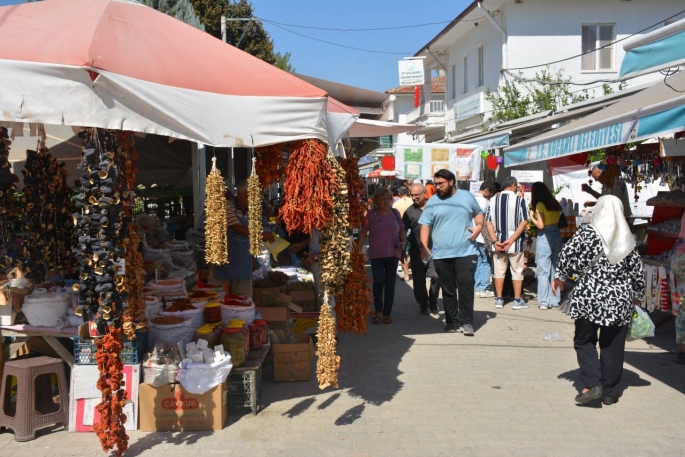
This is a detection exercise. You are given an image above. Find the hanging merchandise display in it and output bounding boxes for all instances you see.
[248,158,263,256]
[334,243,372,334]
[255,144,287,188]
[319,150,351,296]
[280,139,336,235]
[122,224,147,340]
[20,146,75,279]
[94,327,129,456]
[71,128,133,456]
[204,157,228,265]
[0,127,18,270]
[338,156,365,230]
[316,291,340,390]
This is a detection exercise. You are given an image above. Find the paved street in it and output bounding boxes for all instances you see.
[1,273,683,456]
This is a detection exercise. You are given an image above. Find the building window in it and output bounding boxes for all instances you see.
[582,24,615,71]
[450,63,456,99]
[477,46,484,87]
[463,55,468,94]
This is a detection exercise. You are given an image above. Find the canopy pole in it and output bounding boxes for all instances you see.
[192,142,206,226]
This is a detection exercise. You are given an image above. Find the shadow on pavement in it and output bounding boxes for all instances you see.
[334,403,365,426]
[557,367,652,396]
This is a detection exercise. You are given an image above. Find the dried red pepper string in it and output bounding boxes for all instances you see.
[255,144,287,188]
[334,244,372,334]
[279,139,336,235]
[338,156,365,230]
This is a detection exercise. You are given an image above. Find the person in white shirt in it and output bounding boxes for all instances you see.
[474,181,495,297]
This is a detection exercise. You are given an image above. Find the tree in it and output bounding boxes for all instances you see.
[139,0,205,31]
[485,68,591,124]
[188,0,294,71]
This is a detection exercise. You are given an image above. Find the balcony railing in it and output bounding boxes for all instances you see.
[405,100,446,124]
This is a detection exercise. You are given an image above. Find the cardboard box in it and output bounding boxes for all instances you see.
[251,286,283,305]
[272,334,314,382]
[138,382,228,431]
[69,364,140,432]
[255,306,290,329]
[288,290,317,311]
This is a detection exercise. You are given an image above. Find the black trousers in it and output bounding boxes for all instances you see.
[408,249,440,311]
[574,318,628,397]
[434,255,477,326]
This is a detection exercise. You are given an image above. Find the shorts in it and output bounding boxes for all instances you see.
[492,252,525,280]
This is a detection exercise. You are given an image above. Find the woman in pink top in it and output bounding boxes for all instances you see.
[668,211,685,365]
[357,188,407,324]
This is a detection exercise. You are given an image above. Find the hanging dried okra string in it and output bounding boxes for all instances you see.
[316,290,340,390]
[204,157,228,265]
[248,157,263,256]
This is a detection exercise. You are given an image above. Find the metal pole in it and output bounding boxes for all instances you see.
[221,16,227,43]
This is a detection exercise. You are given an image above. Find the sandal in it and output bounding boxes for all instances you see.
[383,315,393,324]
[372,312,381,325]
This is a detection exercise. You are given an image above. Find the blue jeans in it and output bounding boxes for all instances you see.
[536,225,562,307]
[370,257,399,315]
[474,243,492,291]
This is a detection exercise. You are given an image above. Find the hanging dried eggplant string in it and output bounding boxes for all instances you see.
[0,127,19,271]
[20,144,75,280]
[248,157,263,256]
[73,128,130,456]
[316,290,340,390]
[255,143,286,188]
[334,242,372,334]
[204,156,228,265]
[279,139,335,235]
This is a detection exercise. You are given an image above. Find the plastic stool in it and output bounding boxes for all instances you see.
[0,356,69,441]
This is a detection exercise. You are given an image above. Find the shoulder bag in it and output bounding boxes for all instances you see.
[558,212,569,229]
[558,251,603,315]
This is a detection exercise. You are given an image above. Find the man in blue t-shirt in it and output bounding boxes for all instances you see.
[418,169,484,335]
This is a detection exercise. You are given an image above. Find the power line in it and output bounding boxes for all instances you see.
[503,69,620,87]
[262,19,414,55]
[256,17,484,32]
[507,8,685,71]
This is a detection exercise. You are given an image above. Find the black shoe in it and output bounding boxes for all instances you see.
[420,307,429,315]
[575,386,602,404]
[429,305,439,314]
[601,396,619,405]
[445,323,458,333]
[676,352,685,365]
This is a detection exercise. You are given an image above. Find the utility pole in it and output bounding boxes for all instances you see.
[221,16,227,43]
[224,17,255,49]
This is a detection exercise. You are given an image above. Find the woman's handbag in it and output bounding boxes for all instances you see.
[558,252,603,315]
[558,212,569,229]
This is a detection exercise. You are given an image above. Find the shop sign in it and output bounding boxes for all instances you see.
[455,92,484,121]
[162,392,199,410]
[398,59,425,86]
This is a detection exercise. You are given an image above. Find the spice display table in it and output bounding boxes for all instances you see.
[0,325,79,367]
[228,343,270,415]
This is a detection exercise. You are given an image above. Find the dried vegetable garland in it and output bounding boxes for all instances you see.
[334,243,371,334]
[255,144,286,188]
[113,132,139,218]
[21,147,74,279]
[204,157,228,265]
[73,129,132,456]
[122,224,146,341]
[315,291,340,390]
[338,156,365,230]
[319,151,350,296]
[248,158,263,256]
[279,139,335,235]
[93,326,129,456]
[0,127,18,270]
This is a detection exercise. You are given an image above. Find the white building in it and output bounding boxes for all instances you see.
[411,0,685,141]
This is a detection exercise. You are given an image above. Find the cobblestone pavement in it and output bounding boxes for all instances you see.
[1,273,683,456]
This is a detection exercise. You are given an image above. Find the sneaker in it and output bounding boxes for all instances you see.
[538,304,550,310]
[512,299,529,310]
[445,323,458,333]
[495,298,504,308]
[460,324,475,336]
[429,305,439,314]
[478,290,495,298]
[420,307,430,315]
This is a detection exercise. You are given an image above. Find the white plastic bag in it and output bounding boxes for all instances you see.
[148,318,195,350]
[143,362,180,386]
[179,352,233,394]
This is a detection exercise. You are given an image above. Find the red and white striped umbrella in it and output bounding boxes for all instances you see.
[0,0,332,147]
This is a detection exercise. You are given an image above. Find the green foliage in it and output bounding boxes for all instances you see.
[485,68,591,124]
[588,149,606,163]
[140,0,205,31]
[274,52,295,73]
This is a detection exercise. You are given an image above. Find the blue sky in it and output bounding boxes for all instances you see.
[0,0,472,93]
